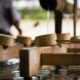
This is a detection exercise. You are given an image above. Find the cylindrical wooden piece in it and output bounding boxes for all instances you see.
[57,33,71,41]
[17,36,32,47]
[35,34,57,47]
[0,34,14,47]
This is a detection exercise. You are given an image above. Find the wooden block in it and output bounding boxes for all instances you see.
[40,45,67,53]
[68,43,80,49]
[19,46,67,77]
[41,54,80,65]
[68,48,80,53]
[20,47,41,77]
[0,44,22,62]
[7,44,23,59]
[70,40,80,43]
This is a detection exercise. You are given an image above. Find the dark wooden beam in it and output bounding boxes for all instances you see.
[54,10,63,34]
[41,54,80,65]
[68,48,80,53]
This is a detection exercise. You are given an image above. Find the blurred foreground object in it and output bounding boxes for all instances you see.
[0,0,22,35]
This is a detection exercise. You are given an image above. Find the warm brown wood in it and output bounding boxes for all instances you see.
[57,37,80,45]
[57,40,70,44]
[35,34,57,46]
[0,34,14,47]
[71,36,80,40]
[0,44,23,62]
[68,43,80,49]
[70,40,80,43]
[16,36,32,46]
[68,48,80,53]
[57,33,71,41]
[7,44,23,59]
[41,54,80,65]
[20,47,41,77]
[20,46,67,77]
[19,43,80,78]
[57,40,80,50]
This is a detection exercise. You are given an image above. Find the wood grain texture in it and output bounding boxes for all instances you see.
[16,36,32,46]
[57,33,71,41]
[68,48,80,53]
[0,34,14,47]
[35,34,57,47]
[0,44,23,62]
[41,54,80,65]
[20,46,67,77]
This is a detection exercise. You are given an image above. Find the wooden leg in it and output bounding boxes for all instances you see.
[20,47,41,78]
[55,10,63,34]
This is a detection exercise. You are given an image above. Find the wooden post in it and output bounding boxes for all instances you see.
[41,54,80,66]
[55,10,63,34]
[73,0,77,37]
[20,47,41,79]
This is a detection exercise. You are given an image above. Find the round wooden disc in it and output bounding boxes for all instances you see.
[57,33,71,41]
[35,34,57,47]
[16,36,32,47]
[0,34,14,47]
